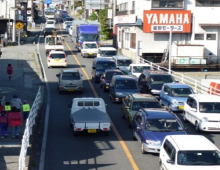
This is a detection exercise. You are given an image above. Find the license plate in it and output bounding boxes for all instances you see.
[68,89,74,91]
[88,129,96,133]
[179,105,184,109]
[55,59,60,62]
[89,53,93,55]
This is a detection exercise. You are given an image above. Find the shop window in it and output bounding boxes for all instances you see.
[152,0,183,8]
[195,34,204,40]
[130,33,136,49]
[196,0,220,6]
[206,34,216,40]
[125,33,129,49]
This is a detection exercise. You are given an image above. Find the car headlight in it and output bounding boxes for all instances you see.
[171,99,178,105]
[115,92,123,96]
[146,140,160,145]
[151,89,161,94]
[201,117,209,122]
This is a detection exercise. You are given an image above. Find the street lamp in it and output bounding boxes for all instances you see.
[8,6,25,42]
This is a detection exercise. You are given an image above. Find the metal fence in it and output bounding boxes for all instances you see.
[138,56,219,95]
[19,86,43,170]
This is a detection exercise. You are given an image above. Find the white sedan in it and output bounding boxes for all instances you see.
[47,50,67,68]
[183,94,220,132]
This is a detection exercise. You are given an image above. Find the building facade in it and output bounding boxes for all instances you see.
[114,0,220,63]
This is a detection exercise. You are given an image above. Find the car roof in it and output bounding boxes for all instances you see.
[130,63,151,66]
[143,109,175,119]
[163,83,192,88]
[94,58,114,62]
[168,135,217,151]
[113,75,137,80]
[99,47,117,51]
[49,50,65,54]
[188,94,220,102]
[113,55,131,60]
[105,69,123,73]
[143,70,169,75]
[61,69,79,73]
[130,93,158,101]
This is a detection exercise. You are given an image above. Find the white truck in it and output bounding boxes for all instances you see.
[45,35,64,54]
[81,41,99,58]
[69,97,111,136]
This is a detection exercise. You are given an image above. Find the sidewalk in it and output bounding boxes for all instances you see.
[0,18,43,170]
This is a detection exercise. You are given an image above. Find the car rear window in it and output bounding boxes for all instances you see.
[51,54,65,59]
[61,72,80,80]
[106,72,123,80]
[132,101,162,111]
[151,75,175,85]
[117,59,132,66]
[47,21,54,24]
[100,50,117,57]
[115,79,138,89]
[96,62,116,69]
[78,101,100,106]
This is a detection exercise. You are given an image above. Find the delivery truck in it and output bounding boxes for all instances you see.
[71,20,100,51]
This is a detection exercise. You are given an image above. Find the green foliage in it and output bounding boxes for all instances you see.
[70,5,73,10]
[89,12,97,21]
[98,8,110,40]
[79,9,84,15]
[74,0,82,8]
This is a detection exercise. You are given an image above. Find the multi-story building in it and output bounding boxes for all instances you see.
[114,0,220,63]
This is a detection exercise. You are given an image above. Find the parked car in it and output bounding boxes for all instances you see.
[97,47,118,59]
[81,41,99,58]
[56,69,83,94]
[100,69,124,92]
[109,75,139,103]
[121,93,163,128]
[47,50,67,68]
[91,58,116,83]
[160,135,220,170]
[183,94,220,132]
[138,70,176,99]
[132,108,186,154]
[160,83,195,112]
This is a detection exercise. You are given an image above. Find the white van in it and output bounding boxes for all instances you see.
[159,135,220,170]
[97,47,117,59]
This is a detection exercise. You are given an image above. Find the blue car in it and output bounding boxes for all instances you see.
[160,83,195,111]
[109,75,139,103]
[132,108,186,154]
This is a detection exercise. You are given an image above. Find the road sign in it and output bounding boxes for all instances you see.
[15,22,24,30]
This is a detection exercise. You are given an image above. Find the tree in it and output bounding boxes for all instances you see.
[98,8,110,40]
[89,12,97,21]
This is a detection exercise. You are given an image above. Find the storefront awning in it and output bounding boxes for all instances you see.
[200,23,220,27]
[116,19,142,27]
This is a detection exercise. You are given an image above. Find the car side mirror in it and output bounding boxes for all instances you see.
[56,74,60,77]
[166,159,174,164]
[92,67,96,69]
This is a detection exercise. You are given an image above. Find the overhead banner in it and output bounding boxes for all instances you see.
[143,10,192,33]
[44,0,52,4]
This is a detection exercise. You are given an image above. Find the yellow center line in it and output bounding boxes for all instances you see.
[58,23,139,170]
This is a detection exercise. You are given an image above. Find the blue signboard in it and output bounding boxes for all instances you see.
[44,0,52,4]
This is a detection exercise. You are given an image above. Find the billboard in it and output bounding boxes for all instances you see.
[44,0,52,4]
[143,10,192,33]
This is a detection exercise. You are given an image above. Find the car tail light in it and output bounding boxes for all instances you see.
[76,128,81,131]
[48,60,50,62]
[48,55,52,58]
[103,128,108,131]
[59,86,65,90]
[77,42,81,46]
[64,59,67,62]
[97,43,100,47]
[78,87,83,90]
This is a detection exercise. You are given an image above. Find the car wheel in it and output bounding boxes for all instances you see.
[79,90,83,94]
[59,90,62,94]
[132,130,136,140]
[73,131,78,137]
[159,160,164,170]
[104,131,109,136]
[128,122,132,129]
[111,96,115,103]
[195,121,200,132]
[141,141,146,154]
[103,86,106,92]
[70,122,72,128]
[183,111,188,122]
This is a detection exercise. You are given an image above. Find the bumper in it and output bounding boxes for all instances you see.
[58,87,83,92]
[82,53,97,57]
[48,62,67,67]
[143,143,160,153]
[199,122,220,132]
[170,104,184,111]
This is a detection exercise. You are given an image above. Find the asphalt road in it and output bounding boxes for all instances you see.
[37,21,220,170]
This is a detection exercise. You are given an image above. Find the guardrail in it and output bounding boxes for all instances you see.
[138,56,219,95]
[19,86,43,170]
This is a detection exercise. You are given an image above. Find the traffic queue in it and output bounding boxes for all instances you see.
[43,8,220,169]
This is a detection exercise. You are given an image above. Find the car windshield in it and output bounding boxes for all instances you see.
[79,34,99,41]
[150,75,175,85]
[100,50,117,57]
[61,72,80,80]
[132,101,162,111]
[85,44,98,49]
[177,150,220,165]
[145,119,183,132]
[45,11,55,15]
[117,59,132,66]
[50,54,65,59]
[47,21,54,24]
[115,80,138,89]
[133,66,151,73]
[105,72,123,80]
[96,62,116,70]
[171,88,194,97]
[65,18,73,21]
[199,102,220,113]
